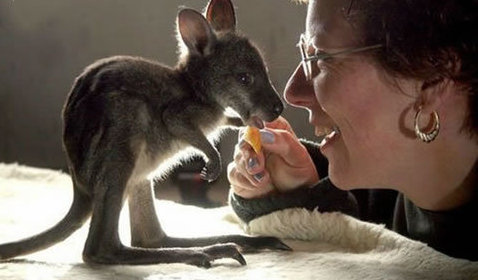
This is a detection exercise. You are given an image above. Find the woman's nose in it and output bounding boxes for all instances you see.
[283,63,316,109]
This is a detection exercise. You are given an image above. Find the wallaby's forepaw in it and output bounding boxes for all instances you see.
[200,160,222,182]
[224,116,244,127]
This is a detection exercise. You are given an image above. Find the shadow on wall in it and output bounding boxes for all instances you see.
[0,0,312,184]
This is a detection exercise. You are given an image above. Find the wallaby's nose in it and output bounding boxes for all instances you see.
[273,101,284,116]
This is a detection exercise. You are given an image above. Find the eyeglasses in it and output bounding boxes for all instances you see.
[297,33,382,81]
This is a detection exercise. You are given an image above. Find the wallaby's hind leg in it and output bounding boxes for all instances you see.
[161,235,291,253]
[82,167,130,263]
[127,179,291,253]
[128,179,165,248]
[82,165,245,267]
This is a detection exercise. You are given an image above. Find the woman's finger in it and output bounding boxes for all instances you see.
[260,128,311,167]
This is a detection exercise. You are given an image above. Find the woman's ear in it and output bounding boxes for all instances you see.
[416,53,462,114]
[415,76,454,114]
[177,9,217,56]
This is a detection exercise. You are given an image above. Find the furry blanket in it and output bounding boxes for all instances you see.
[0,163,477,280]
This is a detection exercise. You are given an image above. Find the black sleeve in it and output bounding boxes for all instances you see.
[229,139,358,223]
[301,138,398,227]
[300,138,329,178]
[229,177,359,223]
[351,189,398,229]
[393,193,478,260]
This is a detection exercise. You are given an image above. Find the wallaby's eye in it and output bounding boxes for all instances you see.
[236,73,254,86]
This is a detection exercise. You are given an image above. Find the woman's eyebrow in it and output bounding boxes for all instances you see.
[304,33,337,55]
[306,36,329,54]
[310,44,329,56]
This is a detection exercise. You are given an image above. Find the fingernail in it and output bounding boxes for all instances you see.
[253,172,265,182]
[248,157,258,169]
[260,130,275,144]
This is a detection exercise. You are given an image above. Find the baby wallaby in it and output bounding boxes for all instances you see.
[0,0,287,267]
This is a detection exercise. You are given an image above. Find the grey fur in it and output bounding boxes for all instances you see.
[0,0,288,267]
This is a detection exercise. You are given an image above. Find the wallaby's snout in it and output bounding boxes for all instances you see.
[246,86,284,128]
[269,95,284,120]
[261,93,284,122]
[260,82,284,121]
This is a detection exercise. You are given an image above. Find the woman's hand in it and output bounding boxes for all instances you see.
[227,116,319,199]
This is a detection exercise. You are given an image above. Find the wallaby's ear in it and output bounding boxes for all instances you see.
[178,9,216,56]
[205,0,236,32]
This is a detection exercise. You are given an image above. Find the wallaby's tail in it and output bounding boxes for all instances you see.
[0,187,92,260]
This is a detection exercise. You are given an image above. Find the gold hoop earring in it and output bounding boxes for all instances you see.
[414,108,440,143]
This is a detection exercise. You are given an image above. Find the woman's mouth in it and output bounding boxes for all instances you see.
[316,126,341,148]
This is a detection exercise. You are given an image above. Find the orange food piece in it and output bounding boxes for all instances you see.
[243,126,262,154]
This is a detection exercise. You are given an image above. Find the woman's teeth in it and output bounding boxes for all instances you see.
[317,126,340,147]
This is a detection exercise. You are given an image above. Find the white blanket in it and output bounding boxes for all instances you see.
[0,163,477,280]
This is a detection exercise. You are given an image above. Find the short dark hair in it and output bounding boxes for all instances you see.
[344,0,477,134]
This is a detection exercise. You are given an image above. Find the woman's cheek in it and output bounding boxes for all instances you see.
[313,63,347,105]
[313,73,334,105]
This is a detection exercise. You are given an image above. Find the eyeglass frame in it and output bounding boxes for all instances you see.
[297,33,382,81]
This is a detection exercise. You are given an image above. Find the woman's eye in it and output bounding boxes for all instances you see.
[316,59,330,70]
[236,73,254,85]
[309,62,321,77]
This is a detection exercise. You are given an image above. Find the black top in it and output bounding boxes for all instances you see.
[229,140,478,261]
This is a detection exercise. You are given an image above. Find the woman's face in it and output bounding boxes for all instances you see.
[284,0,418,189]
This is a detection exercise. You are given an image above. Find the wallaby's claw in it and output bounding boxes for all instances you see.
[200,243,247,267]
[201,161,221,182]
[274,241,293,251]
[264,238,292,251]
[234,251,247,266]
[202,260,212,268]
[234,236,292,253]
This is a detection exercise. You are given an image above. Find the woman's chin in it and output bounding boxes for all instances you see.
[323,141,372,190]
[328,165,363,191]
[329,176,351,190]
